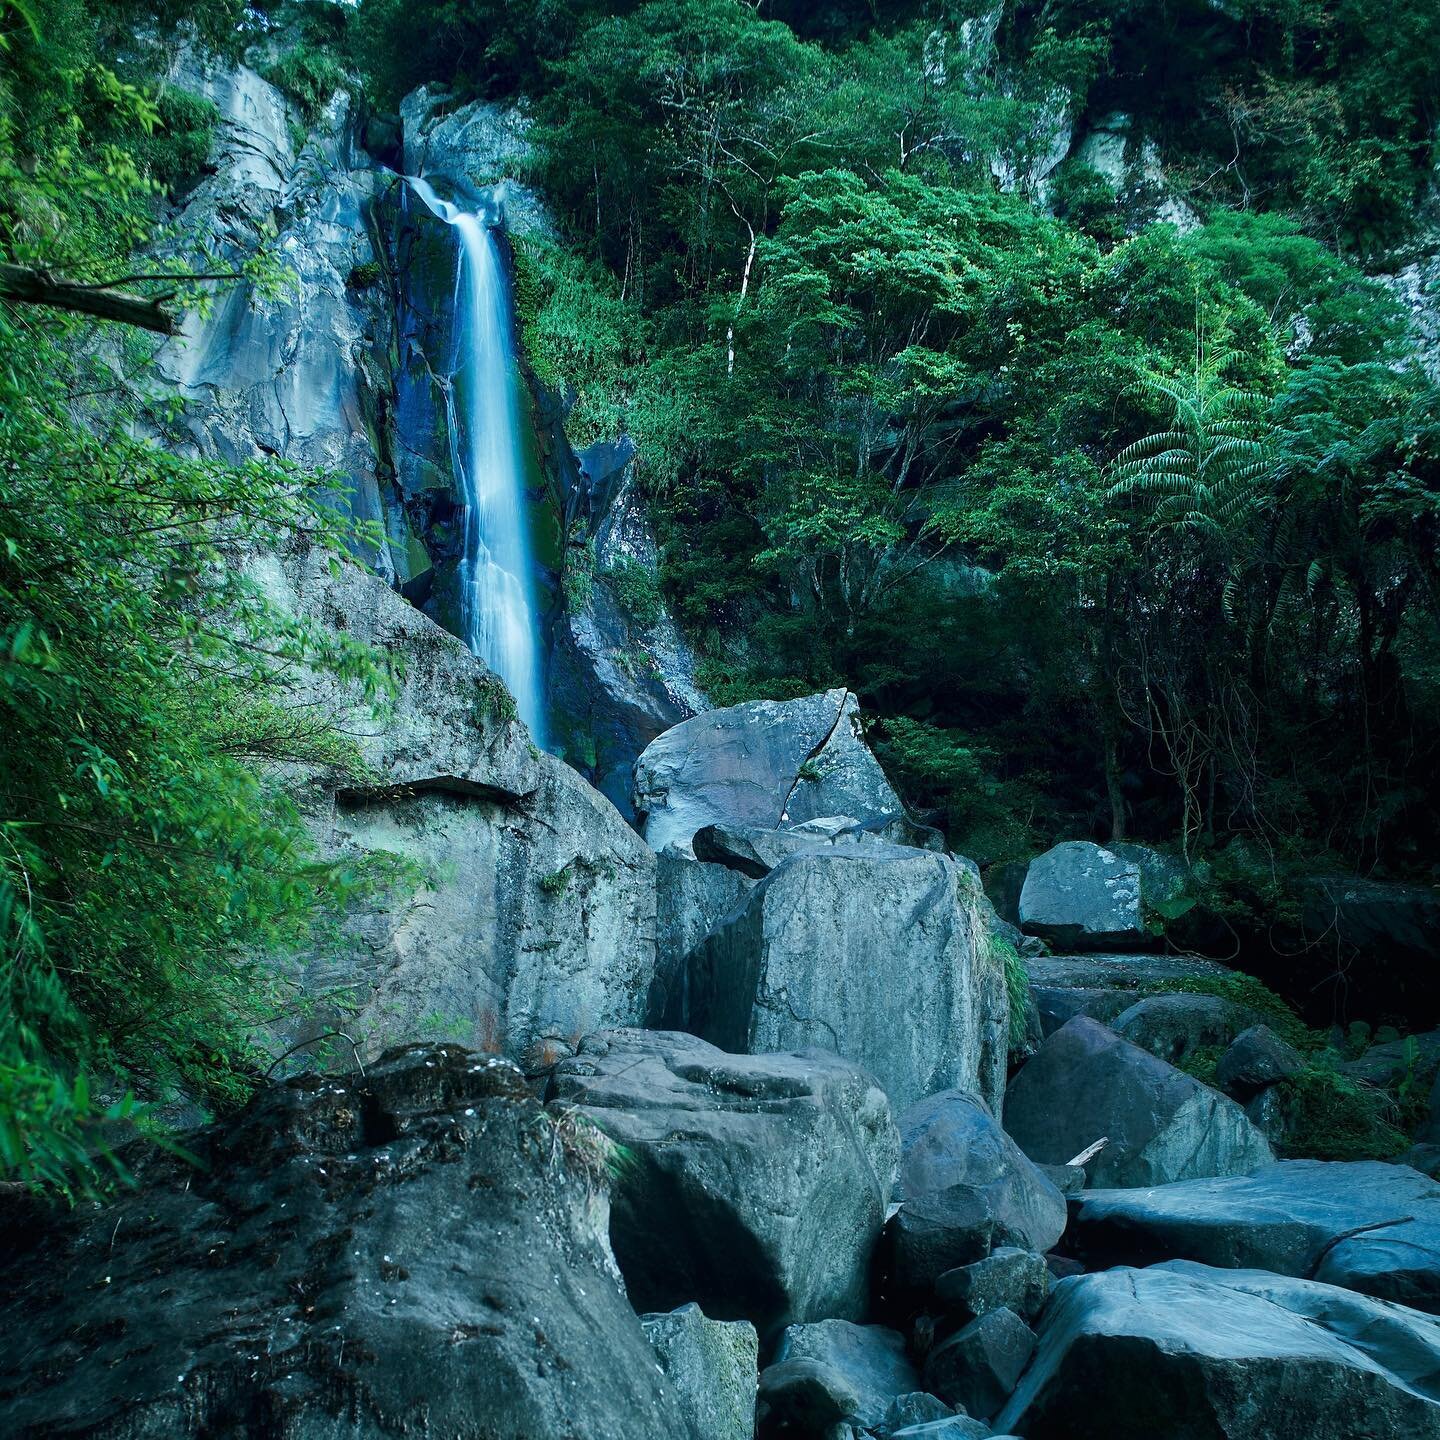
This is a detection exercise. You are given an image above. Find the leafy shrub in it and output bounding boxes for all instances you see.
[0,309,392,1200]
[132,85,218,188]
[264,44,346,124]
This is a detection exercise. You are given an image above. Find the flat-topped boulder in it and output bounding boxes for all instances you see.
[1069,1159,1440,1312]
[688,846,1008,1112]
[1026,952,1235,1036]
[996,1262,1440,1438]
[548,1029,898,1340]
[1004,1016,1272,1187]
[632,689,902,855]
[1018,841,1145,950]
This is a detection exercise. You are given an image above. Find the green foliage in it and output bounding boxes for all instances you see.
[989,932,1031,1053]
[131,85,219,190]
[0,0,404,1200]
[604,559,663,631]
[538,864,572,897]
[264,44,347,124]
[1160,972,1312,1051]
[1274,1062,1408,1162]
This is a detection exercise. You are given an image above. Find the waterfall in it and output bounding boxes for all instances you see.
[406,175,546,745]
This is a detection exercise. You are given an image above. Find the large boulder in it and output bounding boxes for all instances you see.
[257,545,658,1067]
[1215,1024,1305,1099]
[1018,842,1145,949]
[641,1305,757,1440]
[1111,992,1255,1067]
[1004,1017,1273,1187]
[548,1029,898,1340]
[632,689,903,855]
[1069,1159,1440,1312]
[924,1308,1036,1423]
[996,1262,1440,1438]
[896,1090,1067,1255]
[0,1045,699,1440]
[688,846,1008,1112]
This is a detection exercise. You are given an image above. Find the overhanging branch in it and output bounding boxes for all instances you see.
[0,262,179,335]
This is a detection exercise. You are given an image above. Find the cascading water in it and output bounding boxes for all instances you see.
[406,175,546,745]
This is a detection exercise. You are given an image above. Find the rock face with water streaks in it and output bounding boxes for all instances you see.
[151,53,409,582]
[0,1045,700,1440]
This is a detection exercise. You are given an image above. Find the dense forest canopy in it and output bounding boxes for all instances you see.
[2,0,1439,1192]
[351,0,1440,877]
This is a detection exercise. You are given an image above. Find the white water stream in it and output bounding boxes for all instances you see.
[407,175,546,744]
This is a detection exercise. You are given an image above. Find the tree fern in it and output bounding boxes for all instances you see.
[1109,340,1275,548]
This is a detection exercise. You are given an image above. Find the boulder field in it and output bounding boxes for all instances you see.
[6,564,1420,1439]
[8,581,1431,1438]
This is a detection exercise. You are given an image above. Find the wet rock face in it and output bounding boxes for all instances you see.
[0,1046,699,1440]
[549,1028,899,1341]
[688,845,1008,1112]
[996,1262,1440,1439]
[151,54,408,583]
[632,689,903,856]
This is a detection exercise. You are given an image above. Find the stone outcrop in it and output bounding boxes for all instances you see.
[1018,841,1146,949]
[255,543,658,1066]
[688,845,1008,1111]
[1215,1024,1305,1099]
[924,1307,1037,1423]
[1069,1159,1440,1312]
[765,1320,920,1432]
[1004,1016,1273,1187]
[1111,991,1255,1067]
[0,1045,699,1440]
[996,1262,1440,1438]
[632,689,903,855]
[149,54,409,583]
[548,1029,898,1340]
